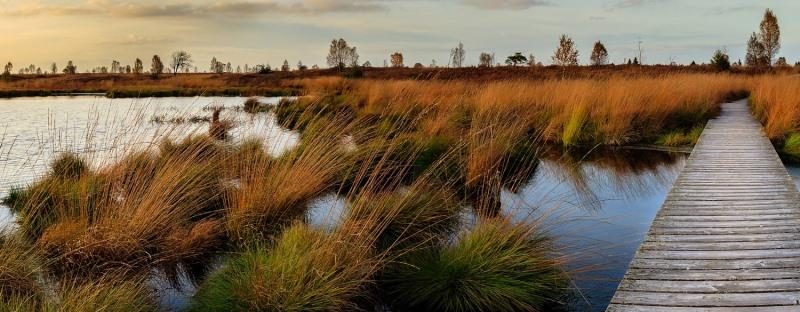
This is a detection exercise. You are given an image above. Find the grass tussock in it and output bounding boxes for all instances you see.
[191,223,378,312]
[8,134,230,282]
[656,125,705,147]
[382,218,568,312]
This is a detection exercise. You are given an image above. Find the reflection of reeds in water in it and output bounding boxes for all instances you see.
[1,93,578,311]
[537,148,686,211]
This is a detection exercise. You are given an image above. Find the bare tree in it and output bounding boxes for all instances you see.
[527,54,536,66]
[110,60,120,73]
[210,57,218,72]
[151,55,164,78]
[478,52,494,67]
[390,52,404,68]
[170,51,192,75]
[552,34,579,66]
[226,62,232,73]
[745,32,768,67]
[326,38,358,70]
[133,58,143,74]
[3,62,12,75]
[63,61,77,74]
[50,63,57,75]
[213,61,225,74]
[450,42,465,67]
[759,8,780,66]
[590,41,609,66]
[281,60,290,71]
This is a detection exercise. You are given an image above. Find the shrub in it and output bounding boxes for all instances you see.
[382,218,569,312]
[710,49,731,71]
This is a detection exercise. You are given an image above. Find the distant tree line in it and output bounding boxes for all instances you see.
[1,9,793,78]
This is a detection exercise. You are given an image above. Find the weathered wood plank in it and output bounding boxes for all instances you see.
[607,100,800,311]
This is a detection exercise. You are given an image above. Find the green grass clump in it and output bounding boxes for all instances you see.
[191,223,374,311]
[243,97,271,114]
[1,279,156,312]
[655,125,704,147]
[8,172,109,239]
[782,132,800,161]
[382,218,568,312]
[347,186,461,251]
[50,153,88,180]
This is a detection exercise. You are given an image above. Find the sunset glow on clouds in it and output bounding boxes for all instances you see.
[1,0,799,70]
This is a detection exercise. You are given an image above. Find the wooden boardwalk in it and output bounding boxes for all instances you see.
[607,100,800,311]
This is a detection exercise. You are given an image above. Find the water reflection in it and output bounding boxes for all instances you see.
[0,96,298,228]
[503,148,687,311]
[0,96,690,311]
[305,147,688,311]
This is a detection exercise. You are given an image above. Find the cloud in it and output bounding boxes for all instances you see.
[705,5,760,16]
[102,34,170,46]
[460,0,550,10]
[1,0,388,18]
[607,0,669,10]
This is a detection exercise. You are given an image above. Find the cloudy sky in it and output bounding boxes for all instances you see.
[1,0,799,71]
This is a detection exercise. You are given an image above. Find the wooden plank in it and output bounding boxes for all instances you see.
[607,305,800,312]
[610,291,800,307]
[608,100,800,310]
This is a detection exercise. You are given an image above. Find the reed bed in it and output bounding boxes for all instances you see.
[294,74,750,148]
[2,71,763,311]
[749,75,800,159]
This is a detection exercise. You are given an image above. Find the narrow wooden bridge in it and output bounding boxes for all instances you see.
[607,100,800,311]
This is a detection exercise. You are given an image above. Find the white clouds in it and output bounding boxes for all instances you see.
[460,0,549,10]
[607,0,670,10]
[102,34,170,46]
[1,0,388,18]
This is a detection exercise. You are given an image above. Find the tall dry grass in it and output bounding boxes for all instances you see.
[298,74,749,147]
[750,75,800,140]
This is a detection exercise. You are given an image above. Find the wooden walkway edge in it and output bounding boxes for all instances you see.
[607,99,800,311]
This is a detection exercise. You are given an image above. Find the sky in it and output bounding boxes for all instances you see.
[1,0,799,71]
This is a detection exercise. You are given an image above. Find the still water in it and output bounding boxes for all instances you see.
[3,96,798,311]
[307,148,690,311]
[0,95,298,229]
